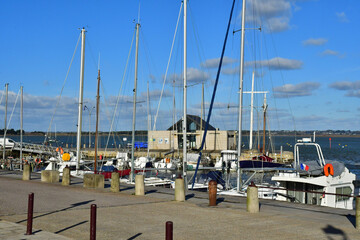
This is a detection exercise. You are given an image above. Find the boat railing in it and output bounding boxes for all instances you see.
[294,141,326,168]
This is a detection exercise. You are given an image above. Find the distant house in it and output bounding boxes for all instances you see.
[148,115,233,151]
[167,114,216,132]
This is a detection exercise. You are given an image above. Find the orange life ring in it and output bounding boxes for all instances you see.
[35,158,41,164]
[324,163,334,177]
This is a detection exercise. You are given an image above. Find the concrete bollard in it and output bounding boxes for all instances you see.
[356,196,360,229]
[135,175,145,196]
[95,174,104,188]
[174,178,185,202]
[41,170,60,183]
[247,182,259,213]
[22,163,31,181]
[62,166,71,186]
[84,174,104,188]
[208,180,217,206]
[110,172,120,193]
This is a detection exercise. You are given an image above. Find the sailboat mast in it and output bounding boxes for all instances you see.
[262,94,267,155]
[76,28,86,174]
[200,82,204,138]
[3,83,8,162]
[20,86,23,170]
[183,0,188,188]
[131,22,140,182]
[249,71,255,150]
[94,69,100,174]
[237,0,246,192]
[147,81,150,158]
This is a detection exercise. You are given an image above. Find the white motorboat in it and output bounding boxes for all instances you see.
[272,137,356,209]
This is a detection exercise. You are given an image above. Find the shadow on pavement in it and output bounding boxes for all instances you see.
[216,197,225,204]
[346,214,355,228]
[322,224,348,240]
[55,220,88,234]
[145,189,158,194]
[128,233,142,240]
[16,200,95,224]
[121,186,135,191]
[186,193,195,200]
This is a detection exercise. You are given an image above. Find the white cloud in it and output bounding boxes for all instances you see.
[200,57,237,69]
[168,68,211,86]
[222,66,240,75]
[273,81,320,98]
[321,49,343,57]
[139,89,172,101]
[336,12,349,23]
[246,0,292,33]
[329,80,360,91]
[327,80,360,99]
[247,57,303,70]
[302,38,328,46]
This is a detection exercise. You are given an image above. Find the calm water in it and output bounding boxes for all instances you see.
[8,135,360,178]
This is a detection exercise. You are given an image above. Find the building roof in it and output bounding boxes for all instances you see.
[167,114,216,131]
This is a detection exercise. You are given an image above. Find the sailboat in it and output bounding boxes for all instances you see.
[44,28,94,178]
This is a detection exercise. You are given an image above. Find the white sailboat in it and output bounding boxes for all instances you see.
[44,28,93,178]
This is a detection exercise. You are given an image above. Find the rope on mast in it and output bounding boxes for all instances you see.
[192,0,237,189]
[43,33,81,146]
[153,2,183,131]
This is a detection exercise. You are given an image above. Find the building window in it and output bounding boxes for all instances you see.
[189,122,197,132]
[336,187,352,201]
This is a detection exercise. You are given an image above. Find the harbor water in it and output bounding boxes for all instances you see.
[6,135,360,179]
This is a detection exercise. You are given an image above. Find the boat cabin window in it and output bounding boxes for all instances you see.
[336,187,352,201]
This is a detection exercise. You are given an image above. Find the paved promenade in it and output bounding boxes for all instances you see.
[0,170,358,240]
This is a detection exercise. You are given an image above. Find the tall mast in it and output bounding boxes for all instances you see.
[262,93,267,155]
[94,69,100,174]
[3,83,8,162]
[20,86,23,170]
[182,0,188,188]
[131,22,140,182]
[237,0,246,192]
[172,79,175,158]
[249,71,254,150]
[147,81,150,158]
[200,82,204,137]
[76,28,86,174]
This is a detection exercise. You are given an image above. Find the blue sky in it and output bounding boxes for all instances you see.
[0,0,359,133]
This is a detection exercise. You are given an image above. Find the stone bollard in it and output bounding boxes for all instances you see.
[22,163,31,181]
[62,166,71,186]
[356,196,360,229]
[135,175,145,196]
[110,172,120,193]
[41,170,60,183]
[84,174,104,188]
[247,182,259,213]
[208,180,217,206]
[174,178,185,202]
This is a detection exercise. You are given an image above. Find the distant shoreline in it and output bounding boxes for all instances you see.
[3,133,360,138]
